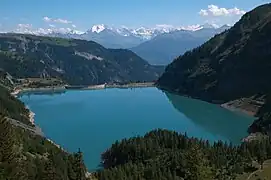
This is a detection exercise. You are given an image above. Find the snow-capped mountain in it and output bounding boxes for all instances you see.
[72,23,230,48]
[88,24,172,40]
[4,23,231,64]
[8,23,231,49]
[84,23,222,40]
[91,24,107,33]
[131,24,231,65]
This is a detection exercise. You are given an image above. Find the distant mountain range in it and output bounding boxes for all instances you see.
[8,23,231,65]
[10,23,229,47]
[131,25,231,65]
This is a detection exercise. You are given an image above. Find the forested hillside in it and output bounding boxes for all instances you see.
[94,129,271,180]
[157,4,271,103]
[157,4,271,134]
[0,84,87,180]
[3,3,271,180]
[0,33,163,85]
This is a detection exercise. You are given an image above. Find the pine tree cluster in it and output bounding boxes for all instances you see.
[96,129,271,180]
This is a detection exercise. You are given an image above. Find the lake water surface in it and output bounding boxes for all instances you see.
[19,87,255,171]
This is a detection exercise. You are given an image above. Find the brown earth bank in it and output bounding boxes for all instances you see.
[105,82,155,88]
[221,97,265,117]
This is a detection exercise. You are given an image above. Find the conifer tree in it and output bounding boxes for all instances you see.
[0,115,18,180]
[11,159,29,180]
[0,166,5,180]
[0,116,16,163]
[184,143,214,180]
[67,155,77,180]
[42,153,58,180]
[74,148,86,180]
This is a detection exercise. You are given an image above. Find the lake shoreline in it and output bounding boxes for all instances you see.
[157,85,259,117]
[18,86,257,171]
[157,85,262,142]
[11,82,155,163]
[11,87,68,151]
[106,82,155,89]
[11,82,156,96]
[11,86,67,97]
[220,102,257,117]
[65,82,155,90]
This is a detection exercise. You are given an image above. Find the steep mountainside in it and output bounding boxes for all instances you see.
[157,4,271,103]
[249,95,271,135]
[0,33,163,85]
[131,26,230,65]
[0,84,88,180]
[0,69,15,89]
[95,129,271,180]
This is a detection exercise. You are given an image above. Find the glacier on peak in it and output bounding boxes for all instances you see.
[86,23,226,39]
[91,24,106,33]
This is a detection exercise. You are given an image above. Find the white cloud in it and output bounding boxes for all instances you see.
[155,24,175,29]
[199,10,208,16]
[43,16,72,24]
[55,18,72,24]
[15,24,34,34]
[17,24,32,28]
[43,16,51,22]
[36,27,84,35]
[14,23,84,35]
[72,24,76,28]
[199,5,246,17]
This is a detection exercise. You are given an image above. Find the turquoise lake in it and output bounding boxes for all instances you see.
[19,87,255,171]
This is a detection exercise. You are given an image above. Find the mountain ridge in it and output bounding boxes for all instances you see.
[8,23,231,49]
[156,3,271,133]
[0,33,163,86]
[131,25,231,65]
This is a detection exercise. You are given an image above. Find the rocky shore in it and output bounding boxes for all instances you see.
[106,82,155,89]
[11,86,66,97]
[11,88,66,151]
[28,109,35,125]
[220,97,264,117]
[221,102,257,117]
[65,82,155,90]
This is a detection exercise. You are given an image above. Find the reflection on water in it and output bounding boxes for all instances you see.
[19,87,256,170]
[18,89,66,98]
[164,91,256,144]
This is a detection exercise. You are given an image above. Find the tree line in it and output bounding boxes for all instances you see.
[94,129,271,180]
[0,115,88,180]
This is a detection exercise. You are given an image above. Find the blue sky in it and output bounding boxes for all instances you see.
[0,0,269,32]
